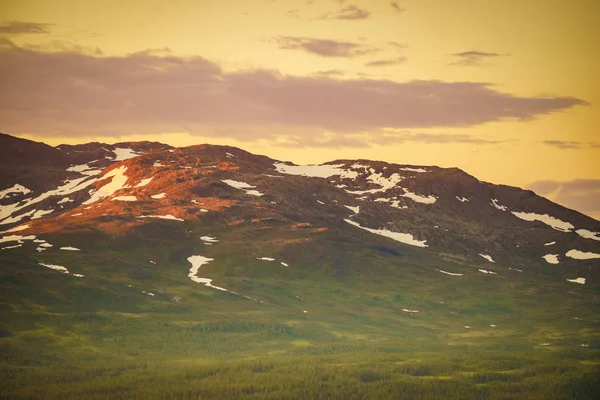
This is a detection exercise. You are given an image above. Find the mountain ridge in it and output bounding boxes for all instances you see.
[1,133,599,285]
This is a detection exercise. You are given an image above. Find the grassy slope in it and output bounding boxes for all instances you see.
[1,220,599,399]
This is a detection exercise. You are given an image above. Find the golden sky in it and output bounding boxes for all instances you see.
[1,0,599,218]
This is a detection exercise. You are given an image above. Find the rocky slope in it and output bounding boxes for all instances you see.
[1,133,599,285]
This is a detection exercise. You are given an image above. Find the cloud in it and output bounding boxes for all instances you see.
[387,41,406,49]
[0,39,588,139]
[527,179,600,221]
[450,50,506,66]
[244,131,507,149]
[273,36,378,57]
[543,140,600,149]
[0,21,52,35]
[320,5,371,20]
[312,69,346,77]
[365,56,407,67]
[390,2,405,13]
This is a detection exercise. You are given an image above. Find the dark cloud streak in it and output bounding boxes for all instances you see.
[0,21,52,35]
[544,140,600,149]
[365,56,407,67]
[320,5,371,20]
[273,36,378,57]
[450,50,506,66]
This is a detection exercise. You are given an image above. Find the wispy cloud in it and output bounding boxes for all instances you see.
[365,56,407,67]
[273,36,378,57]
[264,131,507,149]
[527,179,600,221]
[543,140,600,149]
[320,5,371,20]
[450,50,506,66]
[0,21,52,35]
[312,69,346,77]
[0,39,588,139]
[390,2,405,13]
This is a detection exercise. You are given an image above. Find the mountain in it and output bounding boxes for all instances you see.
[1,133,599,399]
[2,133,598,282]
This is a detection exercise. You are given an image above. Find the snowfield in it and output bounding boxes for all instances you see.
[83,166,129,205]
[274,163,359,179]
[112,148,141,161]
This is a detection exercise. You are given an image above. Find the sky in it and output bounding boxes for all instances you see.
[0,0,599,219]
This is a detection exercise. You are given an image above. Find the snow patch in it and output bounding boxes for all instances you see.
[274,163,358,180]
[60,246,80,251]
[344,205,360,214]
[436,269,463,276]
[201,236,219,243]
[257,257,275,261]
[187,255,228,291]
[39,262,69,274]
[317,200,325,205]
[400,189,437,204]
[345,172,403,195]
[542,254,559,264]
[0,234,36,245]
[576,229,600,241]
[566,277,586,285]
[72,274,84,278]
[1,244,22,250]
[565,249,600,260]
[544,241,555,246]
[222,179,264,196]
[134,177,153,187]
[281,262,289,267]
[139,214,184,222]
[0,184,31,200]
[511,211,574,232]
[374,197,407,209]
[478,269,498,275]
[112,148,141,161]
[57,197,73,204]
[490,198,508,211]
[400,167,427,173]
[402,309,419,313]
[151,193,166,199]
[479,253,495,263]
[83,166,129,205]
[456,196,469,202]
[112,196,137,202]
[344,219,428,247]
[2,224,30,233]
